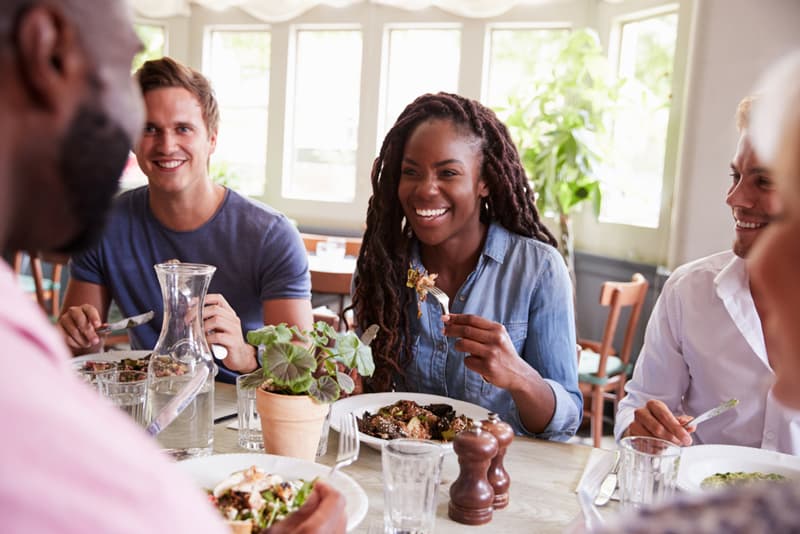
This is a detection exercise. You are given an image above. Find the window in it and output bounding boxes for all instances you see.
[601,10,678,228]
[205,29,271,196]
[379,26,461,139]
[283,28,363,203]
[484,26,569,109]
[132,23,166,72]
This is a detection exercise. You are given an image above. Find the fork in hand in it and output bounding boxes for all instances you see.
[428,286,450,316]
[330,412,360,477]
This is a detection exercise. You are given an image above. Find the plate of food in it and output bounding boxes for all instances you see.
[676,444,800,493]
[72,350,153,371]
[176,453,368,532]
[330,392,489,451]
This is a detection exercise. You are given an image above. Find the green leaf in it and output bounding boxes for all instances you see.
[354,344,375,377]
[337,371,355,394]
[308,375,340,403]
[247,324,293,346]
[262,343,316,389]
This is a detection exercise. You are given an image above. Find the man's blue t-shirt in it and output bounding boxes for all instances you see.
[70,186,310,382]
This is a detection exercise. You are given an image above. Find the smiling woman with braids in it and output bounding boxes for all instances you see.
[351,92,581,438]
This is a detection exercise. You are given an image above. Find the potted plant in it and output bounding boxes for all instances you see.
[500,29,621,282]
[242,322,377,460]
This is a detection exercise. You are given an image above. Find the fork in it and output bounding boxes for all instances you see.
[329,412,360,476]
[428,286,450,316]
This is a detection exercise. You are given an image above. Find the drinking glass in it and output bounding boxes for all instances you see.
[72,360,117,391]
[98,370,148,427]
[236,372,264,451]
[316,409,332,458]
[382,439,444,534]
[618,436,682,510]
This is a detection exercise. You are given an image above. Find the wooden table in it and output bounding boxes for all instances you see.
[212,383,615,533]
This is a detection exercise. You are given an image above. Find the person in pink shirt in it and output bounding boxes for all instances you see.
[0,0,345,532]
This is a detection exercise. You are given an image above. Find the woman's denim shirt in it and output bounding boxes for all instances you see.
[402,222,582,440]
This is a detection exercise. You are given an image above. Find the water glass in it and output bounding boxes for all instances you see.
[316,238,346,260]
[72,360,116,391]
[618,436,682,510]
[236,373,264,451]
[316,409,332,458]
[98,370,148,427]
[382,439,444,534]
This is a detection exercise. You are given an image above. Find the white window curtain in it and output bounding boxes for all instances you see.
[128,0,558,21]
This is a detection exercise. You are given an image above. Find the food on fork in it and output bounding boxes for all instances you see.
[406,264,439,319]
[358,399,472,441]
[207,465,315,533]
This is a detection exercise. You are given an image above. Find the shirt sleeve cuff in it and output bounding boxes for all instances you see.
[511,380,581,441]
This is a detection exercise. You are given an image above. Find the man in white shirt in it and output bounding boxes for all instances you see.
[614,96,800,454]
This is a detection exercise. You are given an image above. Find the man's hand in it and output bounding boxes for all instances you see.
[264,481,347,534]
[626,399,695,446]
[202,293,257,373]
[57,304,104,351]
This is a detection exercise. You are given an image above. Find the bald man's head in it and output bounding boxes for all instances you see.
[0,0,143,253]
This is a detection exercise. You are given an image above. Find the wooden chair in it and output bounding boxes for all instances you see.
[310,270,353,328]
[578,273,649,448]
[12,251,69,318]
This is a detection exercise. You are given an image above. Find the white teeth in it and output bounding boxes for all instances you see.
[416,208,447,217]
[736,220,765,229]
[155,160,184,169]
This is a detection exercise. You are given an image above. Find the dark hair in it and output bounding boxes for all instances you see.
[135,56,219,134]
[352,92,556,392]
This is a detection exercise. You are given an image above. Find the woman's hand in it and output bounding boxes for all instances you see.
[442,313,530,390]
[202,293,257,373]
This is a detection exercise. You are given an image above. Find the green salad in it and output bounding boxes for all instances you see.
[701,471,786,489]
[207,466,316,530]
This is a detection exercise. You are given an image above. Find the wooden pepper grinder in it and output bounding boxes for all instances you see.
[449,420,498,525]
[482,412,514,509]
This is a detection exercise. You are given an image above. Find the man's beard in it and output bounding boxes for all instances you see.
[55,102,131,254]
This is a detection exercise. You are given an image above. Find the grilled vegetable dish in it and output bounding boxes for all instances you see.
[207,466,315,533]
[358,399,471,441]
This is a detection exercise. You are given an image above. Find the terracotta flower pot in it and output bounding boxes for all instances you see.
[255,387,330,461]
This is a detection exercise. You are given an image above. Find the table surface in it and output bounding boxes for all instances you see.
[211,382,617,533]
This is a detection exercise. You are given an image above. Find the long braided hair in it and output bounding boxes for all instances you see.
[352,92,556,392]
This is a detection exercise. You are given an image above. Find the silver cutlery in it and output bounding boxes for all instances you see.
[96,311,154,334]
[594,450,620,506]
[428,286,450,316]
[330,412,360,476]
[683,398,739,429]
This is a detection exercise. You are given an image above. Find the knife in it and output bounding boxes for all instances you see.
[96,311,155,334]
[683,398,739,429]
[594,450,620,506]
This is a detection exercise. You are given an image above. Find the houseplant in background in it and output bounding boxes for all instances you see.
[242,322,377,460]
[500,29,620,281]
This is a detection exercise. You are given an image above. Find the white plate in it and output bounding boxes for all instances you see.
[677,444,800,493]
[330,392,489,451]
[72,350,153,365]
[176,453,368,532]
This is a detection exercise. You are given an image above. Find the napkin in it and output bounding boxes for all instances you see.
[575,447,618,498]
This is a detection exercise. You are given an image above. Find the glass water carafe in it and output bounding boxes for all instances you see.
[146,262,217,459]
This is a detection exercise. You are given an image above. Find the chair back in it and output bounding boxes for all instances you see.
[593,273,649,377]
[12,251,69,317]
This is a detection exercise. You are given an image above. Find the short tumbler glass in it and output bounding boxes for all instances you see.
[382,439,444,534]
[236,372,264,451]
[97,370,148,427]
[619,436,682,510]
